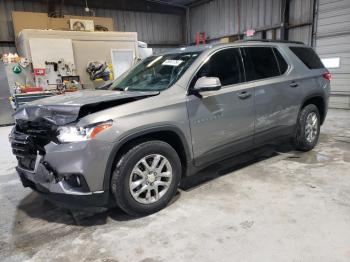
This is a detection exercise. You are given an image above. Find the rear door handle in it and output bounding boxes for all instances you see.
[238,91,251,99]
[289,82,298,88]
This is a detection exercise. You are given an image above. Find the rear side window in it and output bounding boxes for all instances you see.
[289,47,324,69]
[193,48,244,86]
[242,47,281,81]
[273,48,288,74]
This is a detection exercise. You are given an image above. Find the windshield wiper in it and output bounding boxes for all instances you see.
[112,86,125,91]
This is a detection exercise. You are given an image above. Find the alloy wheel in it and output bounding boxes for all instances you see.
[305,112,318,143]
[129,154,173,204]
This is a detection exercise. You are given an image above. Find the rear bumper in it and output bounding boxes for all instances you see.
[17,168,110,208]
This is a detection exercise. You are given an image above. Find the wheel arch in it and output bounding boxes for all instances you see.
[103,126,192,191]
[300,94,326,125]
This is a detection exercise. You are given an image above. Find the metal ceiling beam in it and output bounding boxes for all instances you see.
[145,0,186,9]
[187,0,212,8]
[39,0,187,15]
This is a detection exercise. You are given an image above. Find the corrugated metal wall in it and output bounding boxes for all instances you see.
[94,8,184,45]
[189,0,282,42]
[316,0,350,109]
[189,0,315,45]
[0,43,16,53]
[1,0,317,52]
[0,0,184,54]
[0,0,47,44]
[288,0,314,45]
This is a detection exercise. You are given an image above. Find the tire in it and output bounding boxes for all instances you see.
[111,140,181,216]
[293,104,321,151]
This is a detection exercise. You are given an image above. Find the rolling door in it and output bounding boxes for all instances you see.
[316,0,350,109]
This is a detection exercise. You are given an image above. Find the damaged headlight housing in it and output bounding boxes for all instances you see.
[57,120,113,143]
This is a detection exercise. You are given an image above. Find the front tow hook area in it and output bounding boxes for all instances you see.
[36,162,57,183]
[17,160,94,195]
[17,161,57,185]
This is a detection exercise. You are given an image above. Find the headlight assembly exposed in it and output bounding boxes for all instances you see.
[57,120,113,143]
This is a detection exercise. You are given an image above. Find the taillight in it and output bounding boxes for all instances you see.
[323,72,332,81]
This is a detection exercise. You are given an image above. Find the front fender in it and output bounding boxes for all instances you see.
[102,124,193,191]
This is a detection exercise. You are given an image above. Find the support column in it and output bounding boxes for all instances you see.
[280,0,290,41]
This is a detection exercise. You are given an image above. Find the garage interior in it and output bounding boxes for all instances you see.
[0,0,350,261]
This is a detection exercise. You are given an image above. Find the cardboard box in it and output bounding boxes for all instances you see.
[69,19,95,31]
[12,11,48,37]
[12,11,115,37]
[65,15,114,31]
[48,18,70,31]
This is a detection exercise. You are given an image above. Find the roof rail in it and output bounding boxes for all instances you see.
[236,39,305,45]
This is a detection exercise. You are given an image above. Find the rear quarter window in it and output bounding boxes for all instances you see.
[289,47,324,69]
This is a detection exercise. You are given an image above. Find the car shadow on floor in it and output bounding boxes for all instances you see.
[179,144,283,191]
[15,142,294,228]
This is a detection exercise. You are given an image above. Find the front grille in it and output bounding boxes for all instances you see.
[15,120,58,150]
[11,120,58,169]
[11,131,38,171]
[11,131,32,158]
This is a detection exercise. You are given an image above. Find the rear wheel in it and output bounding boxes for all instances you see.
[293,104,320,151]
[111,140,181,216]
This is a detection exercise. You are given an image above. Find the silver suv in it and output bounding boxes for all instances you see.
[10,40,331,216]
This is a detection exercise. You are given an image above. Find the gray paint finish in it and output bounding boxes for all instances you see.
[187,80,255,165]
[1,109,350,261]
[10,42,330,200]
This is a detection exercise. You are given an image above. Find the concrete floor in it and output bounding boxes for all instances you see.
[1,109,350,262]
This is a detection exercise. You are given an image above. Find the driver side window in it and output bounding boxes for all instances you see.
[191,48,244,88]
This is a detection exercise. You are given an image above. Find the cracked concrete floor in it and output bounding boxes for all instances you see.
[1,109,350,262]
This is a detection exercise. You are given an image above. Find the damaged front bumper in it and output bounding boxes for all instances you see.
[10,128,115,208]
[17,168,110,208]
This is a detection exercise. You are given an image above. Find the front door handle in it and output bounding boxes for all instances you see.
[238,91,251,99]
[289,81,298,88]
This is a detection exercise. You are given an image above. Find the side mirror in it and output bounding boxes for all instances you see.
[193,77,221,92]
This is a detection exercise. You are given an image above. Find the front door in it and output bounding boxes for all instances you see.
[186,48,255,167]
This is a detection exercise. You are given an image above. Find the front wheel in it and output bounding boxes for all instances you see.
[111,140,181,216]
[293,104,321,151]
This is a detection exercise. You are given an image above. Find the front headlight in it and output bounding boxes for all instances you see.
[57,120,113,143]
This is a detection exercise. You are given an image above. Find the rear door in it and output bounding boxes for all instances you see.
[241,46,302,144]
[186,48,255,166]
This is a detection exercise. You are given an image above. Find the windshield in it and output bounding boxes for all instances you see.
[110,51,201,91]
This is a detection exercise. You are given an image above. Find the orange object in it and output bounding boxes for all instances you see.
[90,122,113,139]
[21,87,43,93]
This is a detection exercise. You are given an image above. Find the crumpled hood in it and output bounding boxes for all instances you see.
[13,90,159,125]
